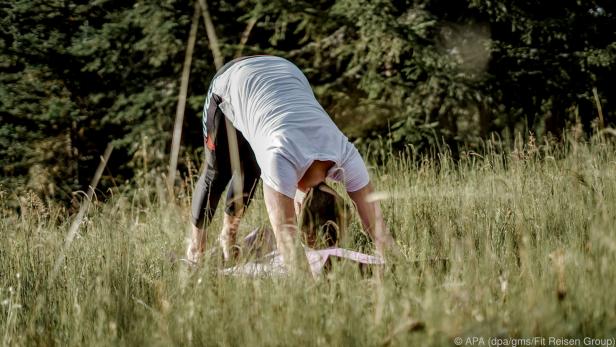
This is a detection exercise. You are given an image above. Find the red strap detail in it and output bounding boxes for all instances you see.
[206,136,216,151]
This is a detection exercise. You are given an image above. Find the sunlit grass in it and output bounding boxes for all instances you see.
[2,135,616,346]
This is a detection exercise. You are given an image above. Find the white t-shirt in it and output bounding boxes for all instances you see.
[210,56,369,198]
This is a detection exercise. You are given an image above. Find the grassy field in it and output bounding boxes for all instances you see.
[2,135,616,346]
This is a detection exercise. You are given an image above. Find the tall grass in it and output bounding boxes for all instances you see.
[2,134,616,346]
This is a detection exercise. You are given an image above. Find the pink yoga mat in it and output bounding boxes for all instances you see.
[221,247,384,277]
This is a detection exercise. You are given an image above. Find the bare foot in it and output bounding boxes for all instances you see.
[220,213,241,262]
[185,224,206,265]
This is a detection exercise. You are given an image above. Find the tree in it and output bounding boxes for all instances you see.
[1,0,614,203]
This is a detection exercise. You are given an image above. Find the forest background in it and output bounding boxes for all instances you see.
[1,0,615,204]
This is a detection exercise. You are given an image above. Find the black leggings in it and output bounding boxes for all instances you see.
[190,93,261,229]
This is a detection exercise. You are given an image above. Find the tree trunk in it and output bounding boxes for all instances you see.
[167,1,200,196]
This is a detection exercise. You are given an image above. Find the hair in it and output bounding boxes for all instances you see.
[298,182,347,248]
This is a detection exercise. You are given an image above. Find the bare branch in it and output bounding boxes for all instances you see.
[51,143,113,281]
[197,0,224,69]
[236,17,258,58]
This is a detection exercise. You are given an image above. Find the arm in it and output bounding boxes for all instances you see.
[262,183,311,276]
[348,183,396,256]
[338,145,397,255]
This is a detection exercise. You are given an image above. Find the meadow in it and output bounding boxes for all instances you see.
[2,134,616,346]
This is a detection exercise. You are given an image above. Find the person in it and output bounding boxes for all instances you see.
[188,56,396,271]
[188,56,262,263]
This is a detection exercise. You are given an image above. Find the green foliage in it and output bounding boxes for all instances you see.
[248,0,615,153]
[1,0,197,200]
[1,0,615,201]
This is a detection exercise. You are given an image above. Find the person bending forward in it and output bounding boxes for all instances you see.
[189,56,396,271]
